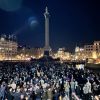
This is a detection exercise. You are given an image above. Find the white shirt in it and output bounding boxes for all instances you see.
[86,81,91,93]
[11,82,16,90]
[83,85,89,94]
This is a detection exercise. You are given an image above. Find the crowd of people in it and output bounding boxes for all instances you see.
[0,61,100,100]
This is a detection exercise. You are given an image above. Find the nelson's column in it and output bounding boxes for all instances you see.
[44,7,51,56]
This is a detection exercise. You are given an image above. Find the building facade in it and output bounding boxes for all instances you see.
[0,36,18,60]
[54,48,71,60]
[84,41,100,59]
[84,45,93,58]
[93,41,100,53]
[17,47,44,59]
[74,46,85,60]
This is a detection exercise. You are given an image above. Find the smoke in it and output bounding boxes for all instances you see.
[12,17,38,36]
[0,0,23,12]
[28,17,38,28]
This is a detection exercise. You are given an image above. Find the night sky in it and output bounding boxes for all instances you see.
[0,0,100,52]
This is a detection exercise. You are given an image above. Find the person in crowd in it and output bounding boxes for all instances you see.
[70,79,75,93]
[64,80,70,99]
[83,84,89,100]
